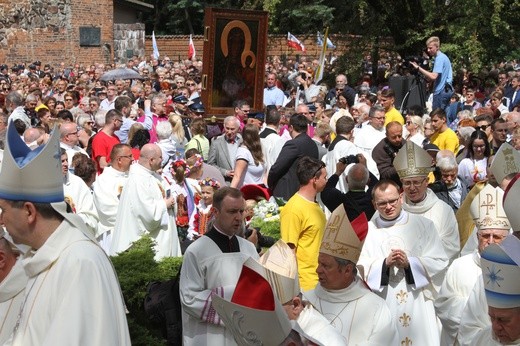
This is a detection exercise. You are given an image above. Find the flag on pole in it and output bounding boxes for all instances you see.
[316,31,336,49]
[152,31,160,60]
[287,32,306,52]
[188,35,196,60]
[314,28,330,83]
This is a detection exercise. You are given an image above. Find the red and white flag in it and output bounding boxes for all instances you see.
[287,32,306,52]
[188,34,196,60]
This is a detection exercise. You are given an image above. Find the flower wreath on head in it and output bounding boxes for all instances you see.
[198,177,221,189]
[172,159,187,170]
[185,154,203,176]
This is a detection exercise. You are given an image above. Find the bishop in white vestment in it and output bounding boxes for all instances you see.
[394,141,460,263]
[305,207,398,345]
[435,184,511,345]
[0,123,130,345]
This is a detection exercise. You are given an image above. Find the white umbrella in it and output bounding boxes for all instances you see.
[100,68,144,81]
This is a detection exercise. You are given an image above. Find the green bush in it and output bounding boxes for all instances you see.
[111,236,183,346]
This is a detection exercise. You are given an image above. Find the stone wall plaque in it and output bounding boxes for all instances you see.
[80,27,101,47]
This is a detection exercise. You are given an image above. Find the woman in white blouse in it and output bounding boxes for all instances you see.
[405,115,426,146]
[458,130,490,188]
[230,123,266,189]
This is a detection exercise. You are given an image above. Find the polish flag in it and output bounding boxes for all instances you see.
[188,35,196,60]
[287,32,306,52]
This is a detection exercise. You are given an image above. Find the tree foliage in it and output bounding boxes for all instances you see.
[141,0,519,74]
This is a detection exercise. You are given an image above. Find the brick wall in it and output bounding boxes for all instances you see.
[0,0,113,66]
[144,34,365,62]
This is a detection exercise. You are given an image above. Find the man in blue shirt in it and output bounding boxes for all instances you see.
[263,73,285,107]
[412,36,453,112]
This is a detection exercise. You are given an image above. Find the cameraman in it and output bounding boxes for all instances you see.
[321,153,379,221]
[411,36,453,112]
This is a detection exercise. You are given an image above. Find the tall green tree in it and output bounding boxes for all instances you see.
[141,0,520,75]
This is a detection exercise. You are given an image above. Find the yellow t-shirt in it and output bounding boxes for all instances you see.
[431,128,460,154]
[280,193,326,291]
[384,107,404,126]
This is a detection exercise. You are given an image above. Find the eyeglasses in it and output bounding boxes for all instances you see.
[313,162,326,177]
[186,83,196,86]
[89,103,97,107]
[65,98,73,101]
[375,197,400,208]
[402,178,427,188]
[476,125,488,131]
[478,232,507,241]
[373,116,385,120]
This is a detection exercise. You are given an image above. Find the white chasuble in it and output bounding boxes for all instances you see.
[304,277,398,345]
[359,211,448,346]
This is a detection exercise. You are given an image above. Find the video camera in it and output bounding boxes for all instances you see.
[402,56,429,74]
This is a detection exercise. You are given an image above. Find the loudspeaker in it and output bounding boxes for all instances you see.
[388,76,427,112]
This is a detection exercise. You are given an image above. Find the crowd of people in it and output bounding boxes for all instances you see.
[1,35,520,345]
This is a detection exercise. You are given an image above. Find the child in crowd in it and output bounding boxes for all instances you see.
[169,154,204,241]
[244,199,257,228]
[187,178,220,240]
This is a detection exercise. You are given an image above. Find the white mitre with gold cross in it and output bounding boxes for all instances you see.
[469,184,510,231]
[320,205,368,264]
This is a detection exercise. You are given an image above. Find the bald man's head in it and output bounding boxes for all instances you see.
[347,163,369,190]
[139,144,162,171]
[24,128,42,145]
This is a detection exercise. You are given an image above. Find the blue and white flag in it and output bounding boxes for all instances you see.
[152,31,160,60]
[317,31,336,49]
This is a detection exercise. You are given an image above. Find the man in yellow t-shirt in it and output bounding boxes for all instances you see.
[380,87,404,126]
[430,108,459,153]
[280,156,327,291]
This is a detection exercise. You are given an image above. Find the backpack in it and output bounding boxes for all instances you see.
[144,266,183,345]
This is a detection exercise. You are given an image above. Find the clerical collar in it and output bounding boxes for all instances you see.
[205,226,240,253]
[375,210,408,228]
[212,225,234,239]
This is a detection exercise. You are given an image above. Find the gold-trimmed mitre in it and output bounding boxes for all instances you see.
[470,184,510,231]
[394,140,433,179]
[319,206,368,263]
